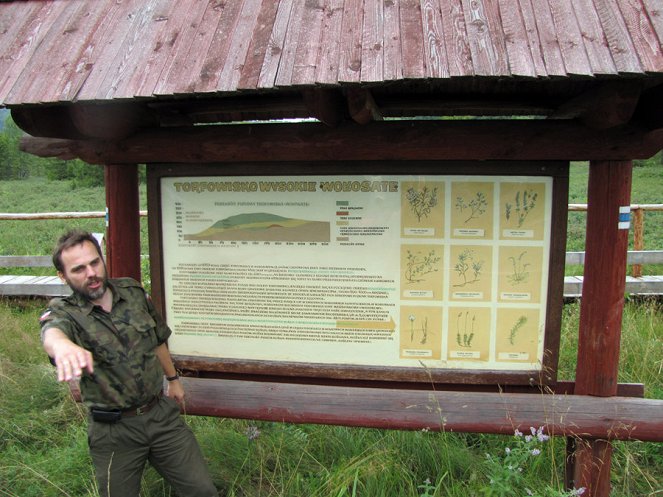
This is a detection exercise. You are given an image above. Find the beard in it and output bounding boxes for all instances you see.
[67,274,109,301]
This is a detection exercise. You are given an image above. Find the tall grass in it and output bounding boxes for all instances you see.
[0,299,661,496]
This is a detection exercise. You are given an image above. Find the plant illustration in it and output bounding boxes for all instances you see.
[405,248,441,284]
[456,311,475,348]
[508,315,528,345]
[406,185,439,222]
[453,249,484,287]
[456,191,488,223]
[505,188,538,227]
[506,251,530,285]
[407,314,430,344]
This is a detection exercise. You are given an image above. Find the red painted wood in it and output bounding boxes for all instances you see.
[175,377,663,442]
[104,164,141,281]
[576,161,632,397]
[574,160,633,497]
[26,121,663,164]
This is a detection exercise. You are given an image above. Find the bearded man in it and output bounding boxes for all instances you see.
[40,229,217,497]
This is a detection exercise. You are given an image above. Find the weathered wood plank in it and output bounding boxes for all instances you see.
[257,0,294,88]
[177,377,663,442]
[315,0,345,84]
[615,0,663,73]
[54,2,129,101]
[529,0,566,76]
[154,0,226,96]
[192,0,244,93]
[399,0,425,78]
[237,0,282,89]
[74,0,149,101]
[566,250,663,266]
[0,275,70,297]
[497,0,536,77]
[0,1,62,102]
[6,1,83,104]
[290,0,327,86]
[274,0,307,87]
[337,0,365,82]
[515,0,548,77]
[97,0,173,99]
[216,0,263,91]
[548,0,593,76]
[593,0,643,73]
[360,0,385,82]
[439,0,473,76]
[420,0,449,78]
[122,0,193,98]
[383,0,404,80]
[0,256,52,268]
[461,0,508,76]
[571,0,618,75]
[641,0,663,44]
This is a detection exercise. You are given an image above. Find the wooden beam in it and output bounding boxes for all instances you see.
[174,377,663,442]
[19,120,663,164]
[302,88,346,126]
[550,81,642,129]
[347,88,383,124]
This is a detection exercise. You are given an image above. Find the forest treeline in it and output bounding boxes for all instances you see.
[0,112,105,186]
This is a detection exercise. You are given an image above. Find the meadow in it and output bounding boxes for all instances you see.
[0,160,662,496]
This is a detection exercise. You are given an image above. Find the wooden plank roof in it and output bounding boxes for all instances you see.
[1,0,662,108]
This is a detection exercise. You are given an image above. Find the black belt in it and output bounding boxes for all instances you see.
[91,394,162,423]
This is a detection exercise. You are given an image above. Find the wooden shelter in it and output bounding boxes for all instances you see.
[2,1,663,495]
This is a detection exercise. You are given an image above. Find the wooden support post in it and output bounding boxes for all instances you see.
[104,164,141,281]
[572,161,632,496]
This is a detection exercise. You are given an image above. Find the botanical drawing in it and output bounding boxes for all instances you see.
[506,251,530,285]
[455,191,488,223]
[508,315,528,345]
[453,249,484,287]
[406,185,439,222]
[505,188,538,227]
[404,248,441,284]
[408,314,430,344]
[456,311,475,348]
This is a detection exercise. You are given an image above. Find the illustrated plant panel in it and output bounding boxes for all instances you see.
[399,305,443,360]
[447,306,491,361]
[400,244,444,300]
[498,246,544,303]
[451,181,494,239]
[495,308,541,362]
[401,181,445,238]
[499,182,547,240]
[449,245,492,301]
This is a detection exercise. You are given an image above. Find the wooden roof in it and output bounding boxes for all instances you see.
[1,0,663,140]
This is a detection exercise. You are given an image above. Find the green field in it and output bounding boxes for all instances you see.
[1,159,662,496]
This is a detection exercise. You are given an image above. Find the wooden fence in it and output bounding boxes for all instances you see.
[1,206,662,297]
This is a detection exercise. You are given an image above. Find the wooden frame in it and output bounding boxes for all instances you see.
[148,160,569,387]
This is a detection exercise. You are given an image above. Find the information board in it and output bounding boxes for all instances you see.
[151,165,566,383]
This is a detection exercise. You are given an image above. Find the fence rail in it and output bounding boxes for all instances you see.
[2,206,663,297]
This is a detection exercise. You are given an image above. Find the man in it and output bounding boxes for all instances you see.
[40,229,217,497]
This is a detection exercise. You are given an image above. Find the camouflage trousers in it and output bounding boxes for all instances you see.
[88,395,217,497]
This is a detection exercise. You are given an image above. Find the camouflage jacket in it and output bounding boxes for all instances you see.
[40,278,171,409]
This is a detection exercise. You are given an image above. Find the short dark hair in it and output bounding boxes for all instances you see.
[52,230,104,273]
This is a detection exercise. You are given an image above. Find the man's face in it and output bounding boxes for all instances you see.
[58,240,108,302]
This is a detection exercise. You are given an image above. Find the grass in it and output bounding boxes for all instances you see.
[1,164,662,496]
[0,298,661,496]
